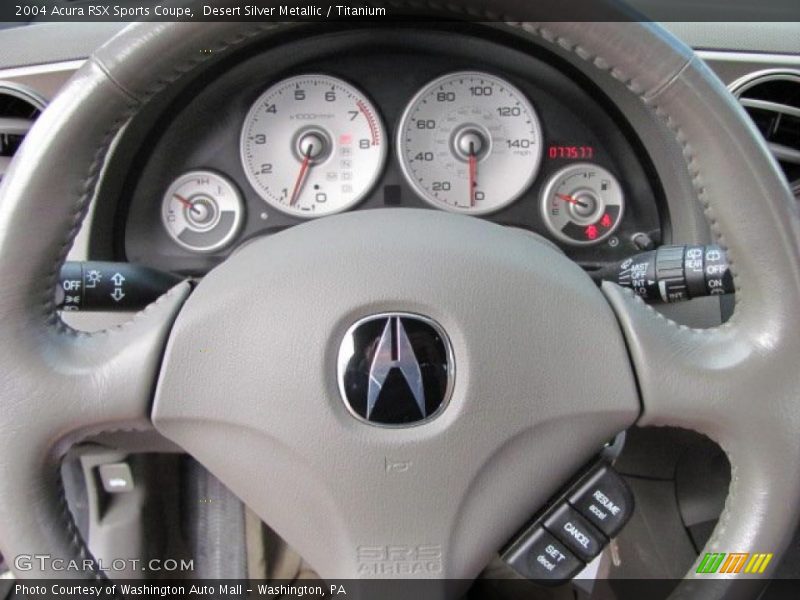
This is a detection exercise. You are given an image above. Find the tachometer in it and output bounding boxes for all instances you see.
[397,71,543,214]
[240,74,387,218]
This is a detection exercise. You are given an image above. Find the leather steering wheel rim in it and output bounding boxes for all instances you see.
[0,6,799,600]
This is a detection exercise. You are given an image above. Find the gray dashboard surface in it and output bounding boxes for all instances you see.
[1,21,800,74]
[0,23,126,69]
[663,22,800,54]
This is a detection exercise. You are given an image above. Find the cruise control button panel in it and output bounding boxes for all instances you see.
[543,504,605,562]
[502,462,633,585]
[503,527,584,584]
[569,464,634,537]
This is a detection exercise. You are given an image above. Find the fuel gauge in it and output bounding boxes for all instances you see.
[540,163,624,246]
[161,170,244,253]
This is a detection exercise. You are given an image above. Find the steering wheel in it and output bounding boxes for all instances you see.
[1,6,799,600]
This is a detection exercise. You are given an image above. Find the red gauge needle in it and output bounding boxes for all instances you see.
[556,193,589,208]
[468,143,478,208]
[174,194,201,216]
[289,146,314,207]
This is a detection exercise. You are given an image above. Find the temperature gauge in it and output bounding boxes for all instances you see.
[540,163,624,246]
[161,170,244,253]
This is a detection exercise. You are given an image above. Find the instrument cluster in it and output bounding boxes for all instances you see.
[123,29,664,274]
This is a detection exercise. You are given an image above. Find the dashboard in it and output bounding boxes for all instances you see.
[120,28,665,276]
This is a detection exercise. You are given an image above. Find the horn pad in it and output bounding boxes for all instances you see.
[152,209,639,579]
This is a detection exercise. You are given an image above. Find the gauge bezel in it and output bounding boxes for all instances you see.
[239,73,388,219]
[161,169,244,253]
[539,162,625,246]
[396,70,544,216]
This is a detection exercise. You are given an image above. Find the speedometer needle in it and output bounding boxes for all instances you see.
[556,193,589,208]
[289,145,314,207]
[468,142,478,208]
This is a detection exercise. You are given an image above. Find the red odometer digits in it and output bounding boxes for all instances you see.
[548,145,595,160]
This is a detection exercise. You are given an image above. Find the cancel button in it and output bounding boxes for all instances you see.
[543,504,605,562]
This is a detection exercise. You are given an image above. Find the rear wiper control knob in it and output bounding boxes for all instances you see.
[613,244,733,303]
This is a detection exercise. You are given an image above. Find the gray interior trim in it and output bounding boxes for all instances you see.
[739,97,800,119]
[698,50,800,68]
[0,60,84,104]
[663,22,800,55]
[0,24,125,71]
[0,60,85,82]
[697,51,800,90]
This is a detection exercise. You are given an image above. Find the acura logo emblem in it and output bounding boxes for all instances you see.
[337,313,454,426]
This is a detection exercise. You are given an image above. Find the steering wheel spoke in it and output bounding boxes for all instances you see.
[0,282,189,576]
[603,280,800,584]
[602,282,755,434]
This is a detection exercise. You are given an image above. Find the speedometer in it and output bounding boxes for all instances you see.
[397,71,543,214]
[240,74,387,218]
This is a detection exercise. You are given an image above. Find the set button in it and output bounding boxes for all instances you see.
[503,527,584,584]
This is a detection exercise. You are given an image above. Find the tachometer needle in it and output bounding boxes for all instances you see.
[289,145,315,207]
[174,194,202,216]
[468,142,478,208]
[556,193,589,208]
